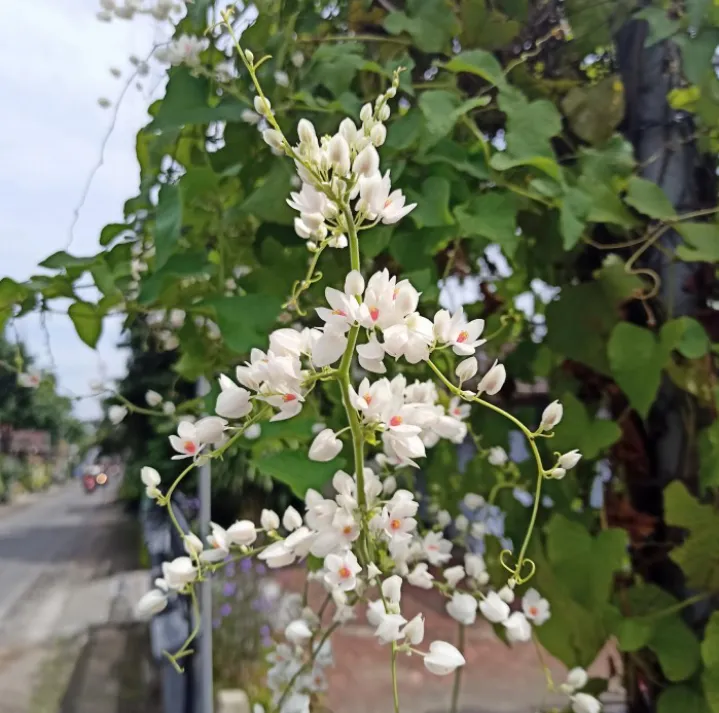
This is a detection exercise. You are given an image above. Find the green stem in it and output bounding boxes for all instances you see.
[391,642,401,713]
[449,624,465,713]
[343,205,361,273]
[636,592,710,621]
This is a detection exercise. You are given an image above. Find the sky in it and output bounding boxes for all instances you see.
[0,1,170,420]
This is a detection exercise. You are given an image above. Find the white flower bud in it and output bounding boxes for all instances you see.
[382,475,397,496]
[183,533,204,557]
[285,619,312,644]
[504,612,532,643]
[294,217,312,239]
[136,588,168,618]
[297,118,317,146]
[539,400,563,431]
[498,585,515,603]
[455,357,478,382]
[262,128,284,150]
[557,449,582,470]
[443,565,465,588]
[300,212,325,232]
[477,360,506,396]
[479,591,510,623]
[145,389,162,407]
[254,95,272,116]
[423,641,465,676]
[487,446,508,466]
[344,270,365,296]
[261,509,280,530]
[109,405,127,425]
[550,466,567,480]
[359,102,373,122]
[282,506,303,531]
[291,51,304,68]
[402,613,425,645]
[370,123,387,146]
[339,117,358,144]
[378,104,390,121]
[571,693,601,713]
[367,562,382,581]
[454,514,469,532]
[462,492,484,510]
[381,575,402,606]
[437,509,451,528]
[308,429,343,462]
[327,133,351,175]
[386,86,397,98]
[352,144,379,177]
[244,49,254,63]
[566,667,589,691]
[446,591,477,625]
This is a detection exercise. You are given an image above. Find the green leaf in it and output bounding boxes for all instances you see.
[581,177,639,227]
[636,7,680,46]
[90,261,117,297]
[443,49,508,89]
[650,615,701,682]
[416,140,489,179]
[39,251,96,270]
[661,316,710,359]
[615,617,654,652]
[455,191,519,257]
[409,177,454,228]
[490,152,562,180]
[706,668,719,713]
[99,223,130,247]
[665,481,719,591]
[383,0,458,53]
[362,225,394,259]
[203,294,283,353]
[552,392,621,459]
[699,421,719,491]
[560,187,591,249]
[624,177,676,219]
[0,278,29,310]
[419,91,461,138]
[459,0,521,50]
[608,322,665,417]
[561,76,625,146]
[138,251,214,304]
[239,163,294,225]
[310,44,365,97]
[702,612,719,670]
[659,685,711,713]
[154,183,183,270]
[255,451,345,498]
[676,222,719,262]
[68,302,103,348]
[385,110,424,151]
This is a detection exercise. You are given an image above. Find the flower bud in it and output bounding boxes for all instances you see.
[244,49,254,63]
[282,506,303,531]
[294,217,312,239]
[539,400,563,431]
[359,102,373,123]
[141,466,161,489]
[183,533,204,557]
[550,466,567,480]
[454,514,469,532]
[386,86,397,98]
[464,553,486,579]
[352,144,380,177]
[571,693,601,713]
[339,117,358,144]
[479,591,510,623]
[463,492,484,509]
[226,520,257,546]
[498,585,515,603]
[327,133,351,175]
[557,449,582,470]
[487,446,508,466]
[260,509,280,530]
[447,591,477,625]
[370,123,387,147]
[285,619,312,644]
[423,641,465,676]
[262,128,284,150]
[378,104,390,121]
[476,360,506,396]
[407,563,434,589]
[137,588,168,619]
[381,574,403,606]
[297,118,317,146]
[455,357,478,382]
[146,390,162,407]
[300,212,325,232]
[437,509,451,528]
[443,565,465,588]
[402,613,425,645]
[254,95,271,116]
[308,429,343,462]
[566,667,589,691]
[109,405,127,425]
[504,612,531,643]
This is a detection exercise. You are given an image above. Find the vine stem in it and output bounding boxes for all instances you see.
[426,359,546,581]
[391,642,401,713]
[449,624,465,713]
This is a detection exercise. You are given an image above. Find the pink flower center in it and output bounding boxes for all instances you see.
[332,309,347,317]
[384,198,393,208]
[389,415,402,427]
[392,288,399,300]
[390,519,402,531]
[365,395,372,404]
[427,544,438,551]
[283,394,297,402]
[339,566,351,579]
[369,306,380,321]
[342,525,353,535]
[529,606,538,617]
[184,441,197,454]
[453,408,461,415]
[456,330,469,343]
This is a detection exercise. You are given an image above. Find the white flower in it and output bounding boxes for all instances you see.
[241,108,261,124]
[183,533,204,557]
[17,371,41,388]
[258,541,295,568]
[244,423,262,439]
[356,334,386,373]
[291,51,304,67]
[370,123,387,147]
[136,589,168,618]
[446,592,477,627]
[539,400,563,431]
[328,134,351,175]
[344,269,365,296]
[444,312,486,356]
[324,551,361,591]
[443,565,465,588]
[504,611,532,643]
[164,34,209,67]
[422,531,452,565]
[162,402,176,415]
[463,493,485,510]
[488,446,508,466]
[263,129,284,150]
[287,182,326,216]
[283,506,303,531]
[366,599,386,627]
[141,466,161,499]
[169,421,203,459]
[352,144,379,177]
[285,619,313,644]
[109,405,128,425]
[261,509,280,531]
[407,563,434,589]
[550,466,567,479]
[381,575,403,608]
[194,416,227,445]
[423,641,466,676]
[558,449,582,470]
[226,520,257,546]
[571,693,601,713]
[162,557,197,590]
[274,70,290,87]
[479,591,510,623]
[522,588,551,625]
[359,171,416,224]
[215,375,253,418]
[381,499,418,540]
[456,357,478,382]
[382,475,397,495]
[401,613,425,645]
[455,514,469,532]
[215,60,235,83]
[308,429,343,462]
[254,95,272,116]
[498,585,515,604]
[436,509,452,528]
[145,390,162,407]
[464,553,487,580]
[476,360,506,396]
[374,612,407,644]
[565,667,589,691]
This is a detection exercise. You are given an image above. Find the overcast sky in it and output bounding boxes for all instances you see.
[0,1,170,419]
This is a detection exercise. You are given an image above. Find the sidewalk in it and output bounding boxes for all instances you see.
[271,567,624,713]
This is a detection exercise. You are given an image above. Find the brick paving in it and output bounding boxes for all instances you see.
[272,567,623,713]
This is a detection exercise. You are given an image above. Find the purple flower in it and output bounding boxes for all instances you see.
[255,563,267,575]
[219,603,232,617]
[212,618,221,629]
[259,624,271,637]
[262,635,273,648]
[240,558,253,573]
[223,582,237,597]
[225,563,236,578]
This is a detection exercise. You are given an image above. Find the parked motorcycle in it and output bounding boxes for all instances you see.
[81,466,108,493]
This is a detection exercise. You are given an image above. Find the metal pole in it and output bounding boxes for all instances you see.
[197,377,214,713]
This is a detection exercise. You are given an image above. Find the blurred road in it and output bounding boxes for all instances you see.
[0,478,150,713]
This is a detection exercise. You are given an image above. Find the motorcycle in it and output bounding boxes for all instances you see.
[81,468,108,493]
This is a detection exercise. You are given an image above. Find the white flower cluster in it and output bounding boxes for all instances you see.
[560,668,602,713]
[155,34,210,67]
[96,0,184,23]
